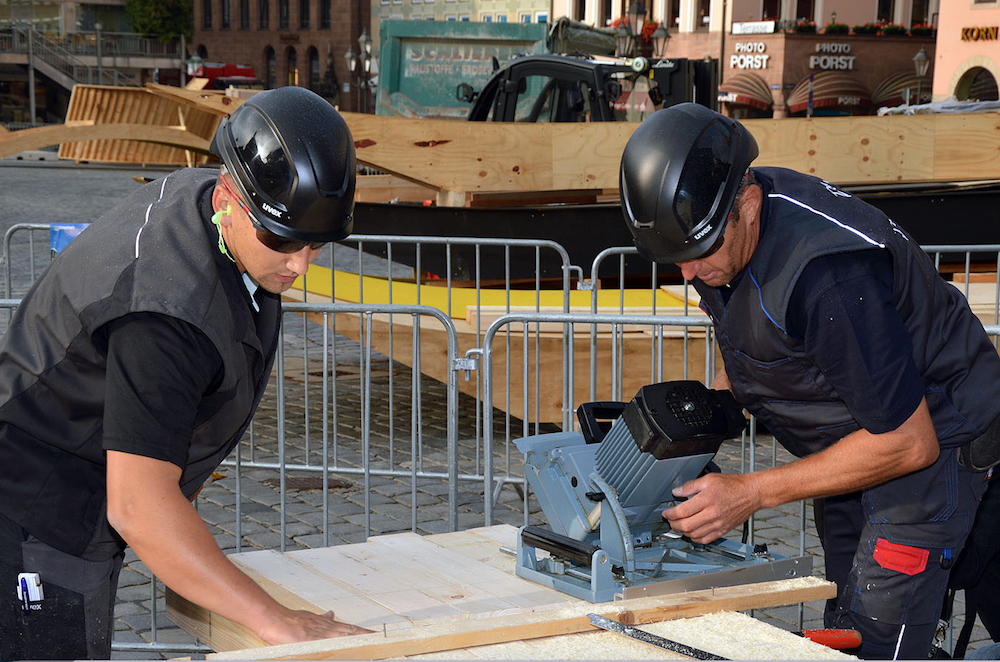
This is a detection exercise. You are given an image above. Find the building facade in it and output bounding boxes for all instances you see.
[931,0,999,101]
[190,0,370,111]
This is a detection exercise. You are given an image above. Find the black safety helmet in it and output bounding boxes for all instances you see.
[619,103,758,264]
[210,86,356,243]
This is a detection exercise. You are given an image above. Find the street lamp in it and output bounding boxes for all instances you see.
[616,1,646,58]
[615,24,633,58]
[651,23,670,59]
[627,0,646,37]
[913,45,929,105]
[344,31,374,113]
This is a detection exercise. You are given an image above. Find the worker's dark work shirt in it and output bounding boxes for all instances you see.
[784,249,925,434]
[100,313,223,468]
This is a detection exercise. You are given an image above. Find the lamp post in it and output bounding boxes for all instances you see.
[615,24,633,58]
[651,23,670,59]
[95,22,103,84]
[345,30,373,113]
[616,1,646,58]
[913,45,929,105]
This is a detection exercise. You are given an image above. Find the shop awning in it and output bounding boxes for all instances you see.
[718,72,774,110]
[786,71,871,114]
[871,72,928,107]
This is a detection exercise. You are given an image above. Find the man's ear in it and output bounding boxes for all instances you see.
[742,183,764,223]
[212,183,233,227]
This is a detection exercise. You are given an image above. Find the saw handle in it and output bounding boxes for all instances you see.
[576,401,627,444]
[521,526,600,567]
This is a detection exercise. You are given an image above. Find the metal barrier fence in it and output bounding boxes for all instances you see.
[2,231,1000,655]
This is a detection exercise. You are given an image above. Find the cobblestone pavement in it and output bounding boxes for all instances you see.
[0,156,993,658]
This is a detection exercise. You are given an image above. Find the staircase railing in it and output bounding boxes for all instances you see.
[3,27,142,88]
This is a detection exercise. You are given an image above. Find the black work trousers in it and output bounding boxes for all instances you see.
[0,512,124,660]
[815,448,988,659]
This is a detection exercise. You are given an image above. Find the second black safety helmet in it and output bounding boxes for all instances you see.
[619,102,758,264]
[211,86,356,243]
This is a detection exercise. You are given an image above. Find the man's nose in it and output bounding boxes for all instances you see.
[286,247,314,275]
[679,260,701,281]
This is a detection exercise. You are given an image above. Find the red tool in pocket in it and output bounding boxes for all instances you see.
[873,537,930,576]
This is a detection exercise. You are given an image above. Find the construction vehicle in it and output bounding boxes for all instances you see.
[460,53,717,122]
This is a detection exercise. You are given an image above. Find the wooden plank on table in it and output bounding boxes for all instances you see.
[206,576,836,660]
[365,533,566,610]
[291,534,492,622]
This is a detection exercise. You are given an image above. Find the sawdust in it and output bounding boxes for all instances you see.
[403,611,857,660]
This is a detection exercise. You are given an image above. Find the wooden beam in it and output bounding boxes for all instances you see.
[0,122,211,159]
[145,83,239,117]
[206,577,835,660]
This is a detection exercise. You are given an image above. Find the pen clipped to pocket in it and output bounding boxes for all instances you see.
[16,572,43,611]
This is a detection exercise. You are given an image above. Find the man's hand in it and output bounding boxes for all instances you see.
[662,472,762,544]
[257,608,372,646]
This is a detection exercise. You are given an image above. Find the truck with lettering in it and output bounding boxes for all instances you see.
[376,18,717,121]
[376,18,621,118]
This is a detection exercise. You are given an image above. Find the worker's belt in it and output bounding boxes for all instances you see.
[960,412,1000,472]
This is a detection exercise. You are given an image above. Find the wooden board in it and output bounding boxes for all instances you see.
[164,525,836,659]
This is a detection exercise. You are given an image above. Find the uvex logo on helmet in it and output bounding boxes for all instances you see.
[693,224,714,240]
[261,202,283,219]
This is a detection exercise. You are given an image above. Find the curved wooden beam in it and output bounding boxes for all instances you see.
[0,122,211,159]
[145,83,240,117]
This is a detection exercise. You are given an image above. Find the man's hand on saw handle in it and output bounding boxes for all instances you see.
[257,606,373,645]
[662,472,762,544]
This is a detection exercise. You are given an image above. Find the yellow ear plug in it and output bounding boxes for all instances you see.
[211,204,232,224]
[210,205,236,263]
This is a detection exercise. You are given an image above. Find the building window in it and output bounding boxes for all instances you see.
[203,0,213,29]
[320,0,331,27]
[240,0,250,28]
[496,13,507,21]
[698,0,710,28]
[519,11,531,21]
[299,0,309,27]
[446,14,457,20]
[287,46,298,85]
[264,46,277,87]
[279,0,289,28]
[482,13,492,20]
[795,0,813,21]
[667,0,679,26]
[761,0,778,20]
[460,14,471,20]
[877,0,893,23]
[259,0,270,28]
[535,11,547,22]
[308,46,320,89]
[221,0,231,28]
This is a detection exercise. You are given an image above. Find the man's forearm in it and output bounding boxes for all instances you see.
[106,451,368,644]
[106,458,292,636]
[751,410,939,508]
[664,398,940,543]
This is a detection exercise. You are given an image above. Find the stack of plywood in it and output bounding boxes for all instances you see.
[166,525,842,660]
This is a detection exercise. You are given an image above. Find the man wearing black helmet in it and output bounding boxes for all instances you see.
[620,103,1000,659]
[0,87,367,659]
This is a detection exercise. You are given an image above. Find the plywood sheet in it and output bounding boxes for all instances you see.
[167,524,837,659]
